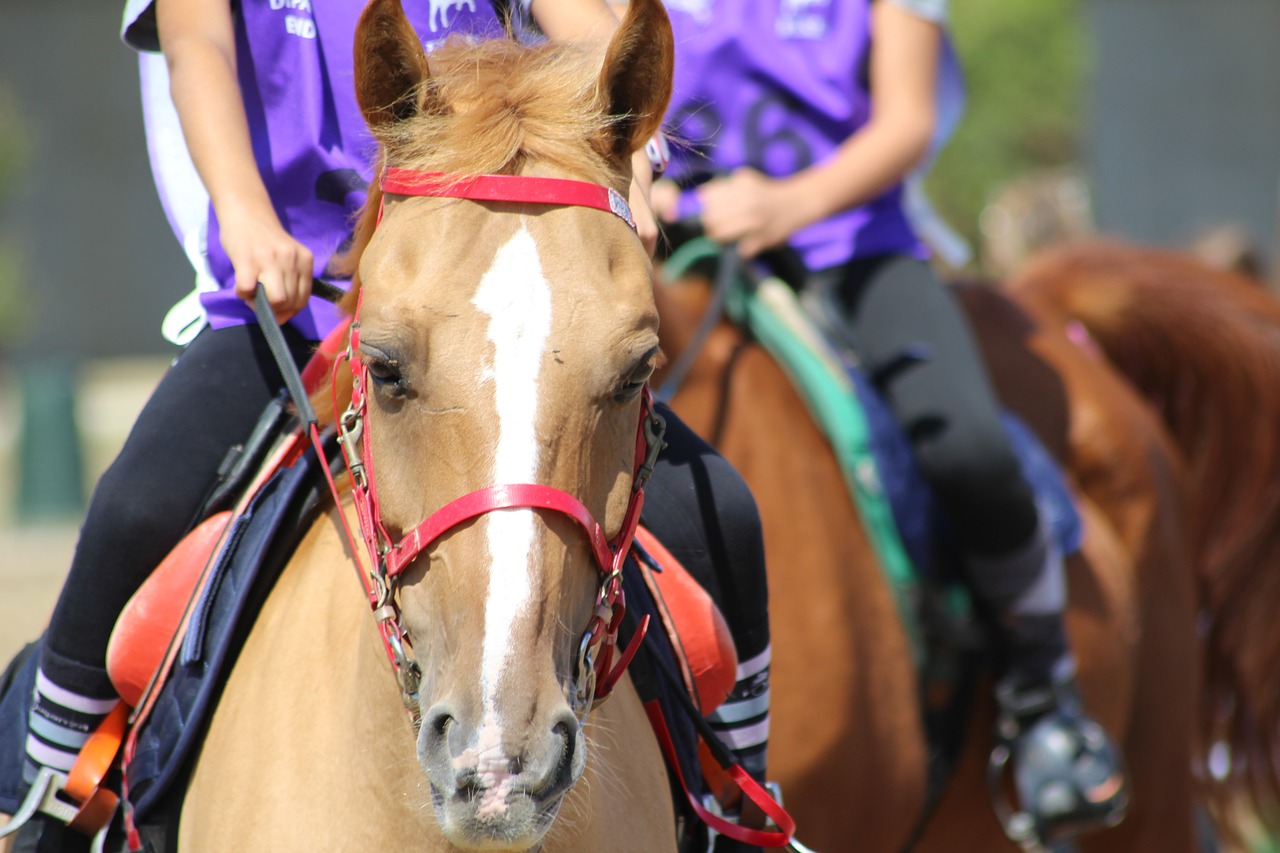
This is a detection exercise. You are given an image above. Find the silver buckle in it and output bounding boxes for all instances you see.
[0,767,114,853]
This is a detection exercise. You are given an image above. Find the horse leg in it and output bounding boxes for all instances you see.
[1080,507,1200,852]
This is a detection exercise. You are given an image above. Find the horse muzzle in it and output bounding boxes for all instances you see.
[420,701,586,850]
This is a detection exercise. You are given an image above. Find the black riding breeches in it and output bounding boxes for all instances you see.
[641,405,770,664]
[41,323,317,691]
[809,254,1039,559]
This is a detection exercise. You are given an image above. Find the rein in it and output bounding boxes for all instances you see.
[267,169,662,724]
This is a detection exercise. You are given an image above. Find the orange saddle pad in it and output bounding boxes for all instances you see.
[106,511,232,707]
[634,525,738,716]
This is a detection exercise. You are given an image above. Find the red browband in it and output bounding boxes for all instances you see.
[381,168,637,231]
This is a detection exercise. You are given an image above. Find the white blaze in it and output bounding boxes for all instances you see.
[471,223,552,725]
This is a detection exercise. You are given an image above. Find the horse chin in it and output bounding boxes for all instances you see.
[428,780,568,851]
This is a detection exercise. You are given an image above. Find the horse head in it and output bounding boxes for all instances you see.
[338,0,673,847]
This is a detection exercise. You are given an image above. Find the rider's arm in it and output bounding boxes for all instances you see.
[156,0,313,322]
[529,0,620,51]
[698,0,941,257]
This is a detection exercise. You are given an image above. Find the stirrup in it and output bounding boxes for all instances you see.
[0,767,113,853]
[987,680,1129,851]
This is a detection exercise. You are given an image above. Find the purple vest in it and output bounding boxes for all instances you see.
[663,0,925,272]
[198,0,506,339]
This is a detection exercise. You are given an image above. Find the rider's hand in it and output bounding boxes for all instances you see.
[649,178,682,224]
[219,201,314,324]
[698,167,803,259]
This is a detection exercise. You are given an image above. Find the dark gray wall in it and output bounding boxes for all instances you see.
[0,0,190,359]
[1089,0,1280,266]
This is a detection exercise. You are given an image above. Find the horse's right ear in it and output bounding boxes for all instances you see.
[597,0,674,163]
[353,0,436,131]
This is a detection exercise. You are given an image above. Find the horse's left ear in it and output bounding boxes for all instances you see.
[597,0,674,163]
[354,0,437,131]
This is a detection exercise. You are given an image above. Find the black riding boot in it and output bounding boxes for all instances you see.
[968,524,1129,846]
[993,668,1130,846]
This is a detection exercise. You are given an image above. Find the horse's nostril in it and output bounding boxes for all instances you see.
[552,718,574,765]
[540,712,581,796]
[423,704,461,766]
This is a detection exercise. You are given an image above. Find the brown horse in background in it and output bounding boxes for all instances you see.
[656,238,1280,851]
[1010,242,1280,844]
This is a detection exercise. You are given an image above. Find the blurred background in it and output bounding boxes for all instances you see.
[0,0,1277,690]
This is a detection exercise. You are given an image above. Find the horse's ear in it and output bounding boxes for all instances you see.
[353,0,436,130]
[597,0,674,163]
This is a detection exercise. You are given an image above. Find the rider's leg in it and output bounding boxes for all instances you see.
[24,324,315,791]
[641,405,772,789]
[819,254,1127,842]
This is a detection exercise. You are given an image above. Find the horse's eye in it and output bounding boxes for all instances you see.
[613,352,657,403]
[366,357,407,396]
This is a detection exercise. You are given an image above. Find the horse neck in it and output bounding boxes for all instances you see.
[180,506,456,847]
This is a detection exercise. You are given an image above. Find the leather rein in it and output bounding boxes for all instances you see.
[305,168,664,725]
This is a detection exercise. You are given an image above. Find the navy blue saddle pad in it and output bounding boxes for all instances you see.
[849,363,1083,581]
[0,443,327,823]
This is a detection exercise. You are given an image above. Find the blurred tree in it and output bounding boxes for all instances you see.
[0,83,31,351]
[925,0,1089,267]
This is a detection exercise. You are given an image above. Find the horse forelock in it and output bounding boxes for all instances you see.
[380,38,620,184]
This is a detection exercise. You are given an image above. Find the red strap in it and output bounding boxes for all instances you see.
[300,316,353,394]
[597,614,649,699]
[387,483,615,577]
[642,701,796,848]
[382,169,635,230]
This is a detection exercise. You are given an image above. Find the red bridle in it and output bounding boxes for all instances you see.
[314,168,660,720]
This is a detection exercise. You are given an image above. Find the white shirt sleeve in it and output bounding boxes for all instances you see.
[886,0,949,25]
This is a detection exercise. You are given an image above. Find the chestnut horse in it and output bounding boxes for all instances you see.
[656,239,1280,851]
[177,1,681,850]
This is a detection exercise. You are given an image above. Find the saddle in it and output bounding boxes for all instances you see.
[661,238,1083,625]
